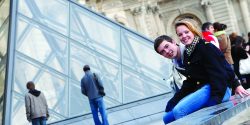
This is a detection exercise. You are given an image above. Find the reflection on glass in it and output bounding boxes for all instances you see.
[12,95,28,125]
[70,42,99,81]
[13,56,68,124]
[123,68,168,103]
[70,4,121,61]
[70,41,122,107]
[16,18,68,75]
[98,59,122,103]
[69,80,90,117]
[18,0,69,35]
[0,0,10,26]
[11,0,172,124]
[123,31,171,82]
[0,0,10,123]
[121,30,171,103]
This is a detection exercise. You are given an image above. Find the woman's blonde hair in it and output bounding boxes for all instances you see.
[175,19,202,37]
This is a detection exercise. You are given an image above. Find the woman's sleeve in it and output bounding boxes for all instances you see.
[218,35,228,53]
[200,43,229,104]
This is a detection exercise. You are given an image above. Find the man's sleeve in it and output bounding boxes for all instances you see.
[201,43,228,104]
[42,93,49,118]
[24,95,31,122]
[81,79,87,96]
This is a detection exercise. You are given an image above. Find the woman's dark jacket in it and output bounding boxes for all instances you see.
[165,39,234,112]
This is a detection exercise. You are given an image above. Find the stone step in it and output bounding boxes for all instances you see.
[222,107,250,125]
[168,91,250,125]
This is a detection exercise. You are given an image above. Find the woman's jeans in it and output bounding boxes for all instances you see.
[163,84,231,124]
[89,97,109,125]
[31,117,46,125]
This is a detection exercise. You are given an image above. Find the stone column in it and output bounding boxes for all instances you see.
[131,6,150,36]
[145,5,160,38]
[152,6,166,36]
[239,0,250,32]
[228,0,240,33]
[130,4,166,38]
[201,0,215,22]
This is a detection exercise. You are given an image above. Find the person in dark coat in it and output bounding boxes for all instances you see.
[81,65,109,125]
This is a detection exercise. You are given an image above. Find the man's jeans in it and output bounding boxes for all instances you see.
[89,97,109,125]
[31,116,46,125]
[163,84,231,124]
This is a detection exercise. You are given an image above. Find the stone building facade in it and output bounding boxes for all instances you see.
[79,0,250,40]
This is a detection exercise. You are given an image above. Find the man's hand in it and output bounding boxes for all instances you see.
[46,113,50,120]
[235,85,250,97]
[27,118,31,122]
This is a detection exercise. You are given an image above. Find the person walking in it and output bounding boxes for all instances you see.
[25,81,49,125]
[81,65,109,125]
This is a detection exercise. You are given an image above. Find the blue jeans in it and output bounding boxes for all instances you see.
[163,84,231,124]
[31,117,46,125]
[89,97,109,125]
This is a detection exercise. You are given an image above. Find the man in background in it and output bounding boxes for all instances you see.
[25,81,49,125]
[81,65,109,125]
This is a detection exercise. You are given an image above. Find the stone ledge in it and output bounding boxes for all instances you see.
[169,94,250,125]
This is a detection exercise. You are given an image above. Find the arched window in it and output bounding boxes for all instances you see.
[174,14,202,30]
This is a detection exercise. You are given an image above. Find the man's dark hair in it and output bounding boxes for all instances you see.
[201,22,212,31]
[248,32,250,37]
[83,65,90,72]
[213,22,227,31]
[154,35,173,53]
[26,81,35,90]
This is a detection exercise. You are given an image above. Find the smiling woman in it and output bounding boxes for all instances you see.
[175,20,202,45]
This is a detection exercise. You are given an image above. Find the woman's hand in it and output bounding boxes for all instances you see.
[245,45,250,52]
[235,85,250,97]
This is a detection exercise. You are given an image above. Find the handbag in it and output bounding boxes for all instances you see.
[239,53,250,75]
[93,73,106,96]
